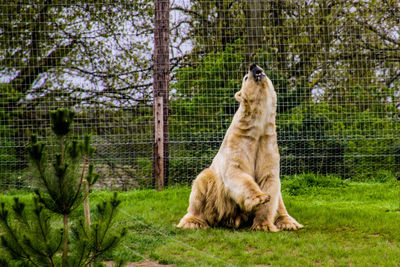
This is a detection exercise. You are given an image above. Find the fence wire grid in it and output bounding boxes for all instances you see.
[0,0,399,190]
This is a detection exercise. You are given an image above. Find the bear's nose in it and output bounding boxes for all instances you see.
[250,64,264,81]
[250,63,258,71]
[250,64,262,74]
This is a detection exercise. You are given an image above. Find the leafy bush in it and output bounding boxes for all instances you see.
[0,117,31,190]
[278,103,348,177]
[278,100,399,180]
[282,173,346,196]
[344,109,400,180]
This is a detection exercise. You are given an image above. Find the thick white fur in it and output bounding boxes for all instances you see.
[177,65,303,231]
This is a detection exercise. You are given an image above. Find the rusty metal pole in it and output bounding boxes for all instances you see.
[153,0,169,190]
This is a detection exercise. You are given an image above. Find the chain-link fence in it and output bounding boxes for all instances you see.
[1,1,399,190]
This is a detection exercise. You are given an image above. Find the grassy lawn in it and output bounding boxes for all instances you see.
[1,177,400,266]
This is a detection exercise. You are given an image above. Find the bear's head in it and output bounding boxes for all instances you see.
[234,64,272,106]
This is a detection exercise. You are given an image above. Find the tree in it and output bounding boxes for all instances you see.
[245,0,266,58]
[173,0,400,106]
[0,1,155,172]
[0,108,125,266]
[0,1,155,107]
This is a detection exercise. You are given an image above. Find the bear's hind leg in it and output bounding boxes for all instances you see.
[275,194,303,231]
[251,177,281,232]
[177,169,214,229]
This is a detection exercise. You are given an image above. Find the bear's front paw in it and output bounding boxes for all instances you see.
[275,215,303,231]
[251,221,279,232]
[244,193,270,212]
[177,215,209,229]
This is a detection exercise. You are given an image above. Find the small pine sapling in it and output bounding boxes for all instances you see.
[0,108,125,266]
[0,197,63,266]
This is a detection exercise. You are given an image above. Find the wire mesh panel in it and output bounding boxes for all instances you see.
[0,1,399,190]
[168,0,400,184]
[0,1,155,189]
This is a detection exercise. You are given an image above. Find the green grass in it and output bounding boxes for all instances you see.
[1,176,400,266]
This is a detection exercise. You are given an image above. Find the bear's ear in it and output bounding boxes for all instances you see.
[235,91,244,102]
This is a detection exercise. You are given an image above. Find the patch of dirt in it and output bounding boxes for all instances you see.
[368,234,380,238]
[104,260,175,267]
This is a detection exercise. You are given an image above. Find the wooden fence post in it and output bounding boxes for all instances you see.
[153,0,169,190]
[154,96,164,189]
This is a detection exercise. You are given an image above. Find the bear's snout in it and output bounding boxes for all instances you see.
[249,64,265,82]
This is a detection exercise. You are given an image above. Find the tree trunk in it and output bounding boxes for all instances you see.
[270,0,286,69]
[245,0,265,61]
[62,214,69,267]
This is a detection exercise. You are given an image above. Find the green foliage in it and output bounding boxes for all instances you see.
[185,0,400,95]
[0,108,124,266]
[86,164,100,187]
[330,84,400,180]
[169,41,245,182]
[171,40,244,132]
[249,47,311,113]
[28,135,46,165]
[29,110,83,215]
[76,108,153,186]
[0,197,63,266]
[282,173,346,196]
[277,100,399,179]
[0,135,19,188]
[278,103,348,177]
[345,109,400,180]
[0,193,125,267]
[0,84,22,189]
[50,109,75,137]
[68,193,125,266]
